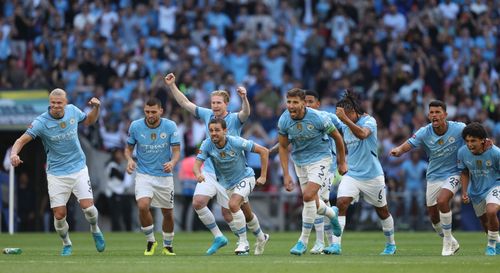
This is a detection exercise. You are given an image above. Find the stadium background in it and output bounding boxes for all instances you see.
[0,0,499,234]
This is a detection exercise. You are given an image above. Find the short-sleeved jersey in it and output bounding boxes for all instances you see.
[457,145,500,204]
[26,104,87,176]
[127,118,180,177]
[196,135,255,189]
[278,107,335,166]
[338,115,384,180]
[195,106,243,174]
[320,111,342,172]
[408,121,465,182]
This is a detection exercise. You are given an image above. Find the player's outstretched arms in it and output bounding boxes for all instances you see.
[254,143,269,186]
[237,86,250,123]
[164,73,197,115]
[390,142,412,157]
[10,134,33,167]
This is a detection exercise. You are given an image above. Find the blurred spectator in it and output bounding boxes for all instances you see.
[104,148,133,231]
[16,172,36,231]
[400,151,427,229]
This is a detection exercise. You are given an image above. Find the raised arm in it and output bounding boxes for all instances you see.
[237,86,250,123]
[336,107,371,139]
[83,97,101,126]
[278,134,294,192]
[253,143,269,185]
[390,141,413,157]
[164,73,197,115]
[124,144,136,174]
[329,129,347,175]
[10,134,33,167]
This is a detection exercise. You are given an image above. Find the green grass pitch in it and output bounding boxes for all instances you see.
[1,232,499,273]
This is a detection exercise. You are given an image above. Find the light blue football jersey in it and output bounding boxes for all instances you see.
[278,107,335,166]
[26,104,87,176]
[196,135,255,189]
[195,106,243,174]
[320,110,342,172]
[338,115,384,180]
[408,121,465,182]
[457,145,500,205]
[127,118,180,177]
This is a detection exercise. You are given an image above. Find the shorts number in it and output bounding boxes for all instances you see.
[448,177,460,188]
[170,190,174,204]
[87,180,92,193]
[493,189,499,200]
[378,189,383,202]
[318,165,325,178]
[236,180,247,190]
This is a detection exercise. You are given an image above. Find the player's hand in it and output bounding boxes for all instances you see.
[337,162,348,175]
[256,176,267,186]
[462,193,470,204]
[390,147,401,157]
[10,154,23,167]
[163,161,174,173]
[126,160,136,174]
[237,86,247,98]
[88,97,101,108]
[336,107,348,123]
[283,174,294,192]
[164,73,175,86]
[196,174,205,183]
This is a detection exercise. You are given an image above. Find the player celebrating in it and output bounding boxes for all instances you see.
[458,122,500,255]
[390,100,462,256]
[125,98,180,256]
[303,90,343,254]
[164,73,268,255]
[324,90,396,255]
[277,88,346,256]
[10,88,105,256]
[193,119,270,255]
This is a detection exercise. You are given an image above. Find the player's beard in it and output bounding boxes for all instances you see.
[147,117,158,126]
[50,108,64,118]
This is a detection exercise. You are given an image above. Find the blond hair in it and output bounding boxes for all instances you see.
[49,88,67,98]
[211,90,230,103]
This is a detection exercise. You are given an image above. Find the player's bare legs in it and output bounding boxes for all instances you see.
[437,189,459,256]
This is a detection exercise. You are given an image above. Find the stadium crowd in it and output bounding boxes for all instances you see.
[1,0,500,232]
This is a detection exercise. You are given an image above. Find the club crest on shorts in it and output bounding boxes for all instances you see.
[151,133,157,140]
[59,122,66,129]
